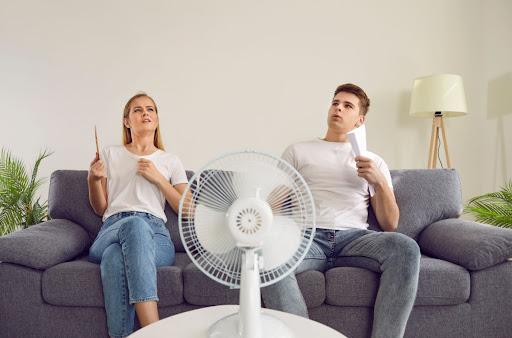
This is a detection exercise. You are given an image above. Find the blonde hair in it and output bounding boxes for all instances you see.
[122,92,165,150]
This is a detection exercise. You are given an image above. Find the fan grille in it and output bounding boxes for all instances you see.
[179,151,315,288]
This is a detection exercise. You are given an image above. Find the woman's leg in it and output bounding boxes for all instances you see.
[100,243,135,338]
[90,214,174,334]
[134,301,159,326]
[120,216,175,327]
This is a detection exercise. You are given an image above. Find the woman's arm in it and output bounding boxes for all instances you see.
[88,154,108,216]
[137,158,191,215]
[157,182,191,215]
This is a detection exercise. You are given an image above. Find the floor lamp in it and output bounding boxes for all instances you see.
[409,74,468,168]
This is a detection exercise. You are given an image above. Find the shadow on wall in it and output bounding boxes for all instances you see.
[487,73,512,188]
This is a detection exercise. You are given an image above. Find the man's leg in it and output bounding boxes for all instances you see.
[339,231,420,338]
[261,232,330,318]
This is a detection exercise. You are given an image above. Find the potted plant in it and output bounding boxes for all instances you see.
[0,148,52,236]
[464,181,512,228]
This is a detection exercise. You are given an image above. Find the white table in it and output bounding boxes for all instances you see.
[129,305,347,338]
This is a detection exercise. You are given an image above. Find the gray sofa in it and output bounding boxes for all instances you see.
[1,169,512,338]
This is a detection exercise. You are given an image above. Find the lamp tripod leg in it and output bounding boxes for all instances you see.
[428,117,437,168]
[440,117,452,168]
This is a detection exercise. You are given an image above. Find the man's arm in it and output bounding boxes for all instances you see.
[355,155,399,232]
[370,182,399,231]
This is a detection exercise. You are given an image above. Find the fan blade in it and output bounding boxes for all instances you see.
[195,204,237,254]
[233,172,260,199]
[260,216,302,271]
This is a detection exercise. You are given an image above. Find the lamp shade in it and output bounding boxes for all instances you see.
[409,74,468,117]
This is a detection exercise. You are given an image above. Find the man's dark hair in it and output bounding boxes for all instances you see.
[333,83,370,116]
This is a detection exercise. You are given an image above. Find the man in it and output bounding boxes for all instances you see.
[262,83,420,338]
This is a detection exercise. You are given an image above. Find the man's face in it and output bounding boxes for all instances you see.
[327,91,365,134]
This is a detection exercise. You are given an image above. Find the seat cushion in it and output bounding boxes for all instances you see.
[325,255,470,306]
[182,263,325,308]
[182,263,239,306]
[42,253,191,307]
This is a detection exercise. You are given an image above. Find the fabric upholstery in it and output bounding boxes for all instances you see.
[387,169,462,239]
[183,263,240,305]
[48,170,103,238]
[419,218,512,270]
[325,256,470,306]
[41,253,191,307]
[0,219,90,270]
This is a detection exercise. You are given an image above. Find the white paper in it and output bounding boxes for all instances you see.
[347,124,367,157]
[347,125,375,195]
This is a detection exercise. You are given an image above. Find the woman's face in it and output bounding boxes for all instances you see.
[124,96,159,135]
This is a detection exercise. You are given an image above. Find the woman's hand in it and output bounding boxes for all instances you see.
[137,158,165,186]
[88,153,106,181]
[355,156,386,187]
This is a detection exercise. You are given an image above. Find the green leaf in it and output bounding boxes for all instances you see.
[0,148,51,234]
[464,180,512,228]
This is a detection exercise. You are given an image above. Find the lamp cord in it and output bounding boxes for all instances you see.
[437,131,444,168]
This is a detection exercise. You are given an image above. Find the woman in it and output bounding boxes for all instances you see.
[88,92,189,338]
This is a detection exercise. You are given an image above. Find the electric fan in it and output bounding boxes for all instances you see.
[179,151,316,338]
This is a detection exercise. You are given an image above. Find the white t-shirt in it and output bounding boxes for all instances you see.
[101,145,189,222]
[282,138,393,230]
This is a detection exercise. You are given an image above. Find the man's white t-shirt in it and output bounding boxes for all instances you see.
[101,145,189,222]
[282,138,393,230]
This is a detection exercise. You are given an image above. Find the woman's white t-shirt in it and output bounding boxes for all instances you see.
[282,138,393,230]
[100,145,189,222]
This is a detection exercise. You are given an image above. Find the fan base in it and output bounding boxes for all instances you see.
[208,312,294,338]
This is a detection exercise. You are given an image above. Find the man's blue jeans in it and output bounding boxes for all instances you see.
[89,212,175,338]
[261,228,421,338]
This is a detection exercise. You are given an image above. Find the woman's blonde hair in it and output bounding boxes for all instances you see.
[122,92,165,150]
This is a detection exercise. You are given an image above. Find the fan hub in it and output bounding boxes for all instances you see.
[226,197,273,247]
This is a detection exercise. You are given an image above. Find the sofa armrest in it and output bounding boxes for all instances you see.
[418,218,512,271]
[0,219,91,270]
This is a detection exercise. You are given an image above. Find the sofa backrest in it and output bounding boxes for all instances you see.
[48,168,462,251]
[368,169,462,239]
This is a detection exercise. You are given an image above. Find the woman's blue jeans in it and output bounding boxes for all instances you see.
[88,212,175,338]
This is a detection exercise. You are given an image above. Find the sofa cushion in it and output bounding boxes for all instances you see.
[296,270,326,308]
[0,219,90,270]
[419,219,512,271]
[183,263,239,306]
[325,255,470,306]
[41,252,191,307]
[381,169,462,239]
[182,263,325,308]
[48,170,103,238]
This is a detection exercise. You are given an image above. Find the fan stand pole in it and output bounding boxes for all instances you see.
[239,249,262,338]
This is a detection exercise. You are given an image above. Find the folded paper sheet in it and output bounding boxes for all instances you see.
[347,125,375,195]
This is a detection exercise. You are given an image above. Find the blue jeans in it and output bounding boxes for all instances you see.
[89,212,175,338]
[261,228,421,338]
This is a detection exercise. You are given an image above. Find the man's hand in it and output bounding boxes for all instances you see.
[355,156,386,187]
[137,158,165,186]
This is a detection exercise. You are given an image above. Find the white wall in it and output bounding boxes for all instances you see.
[0,0,510,204]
